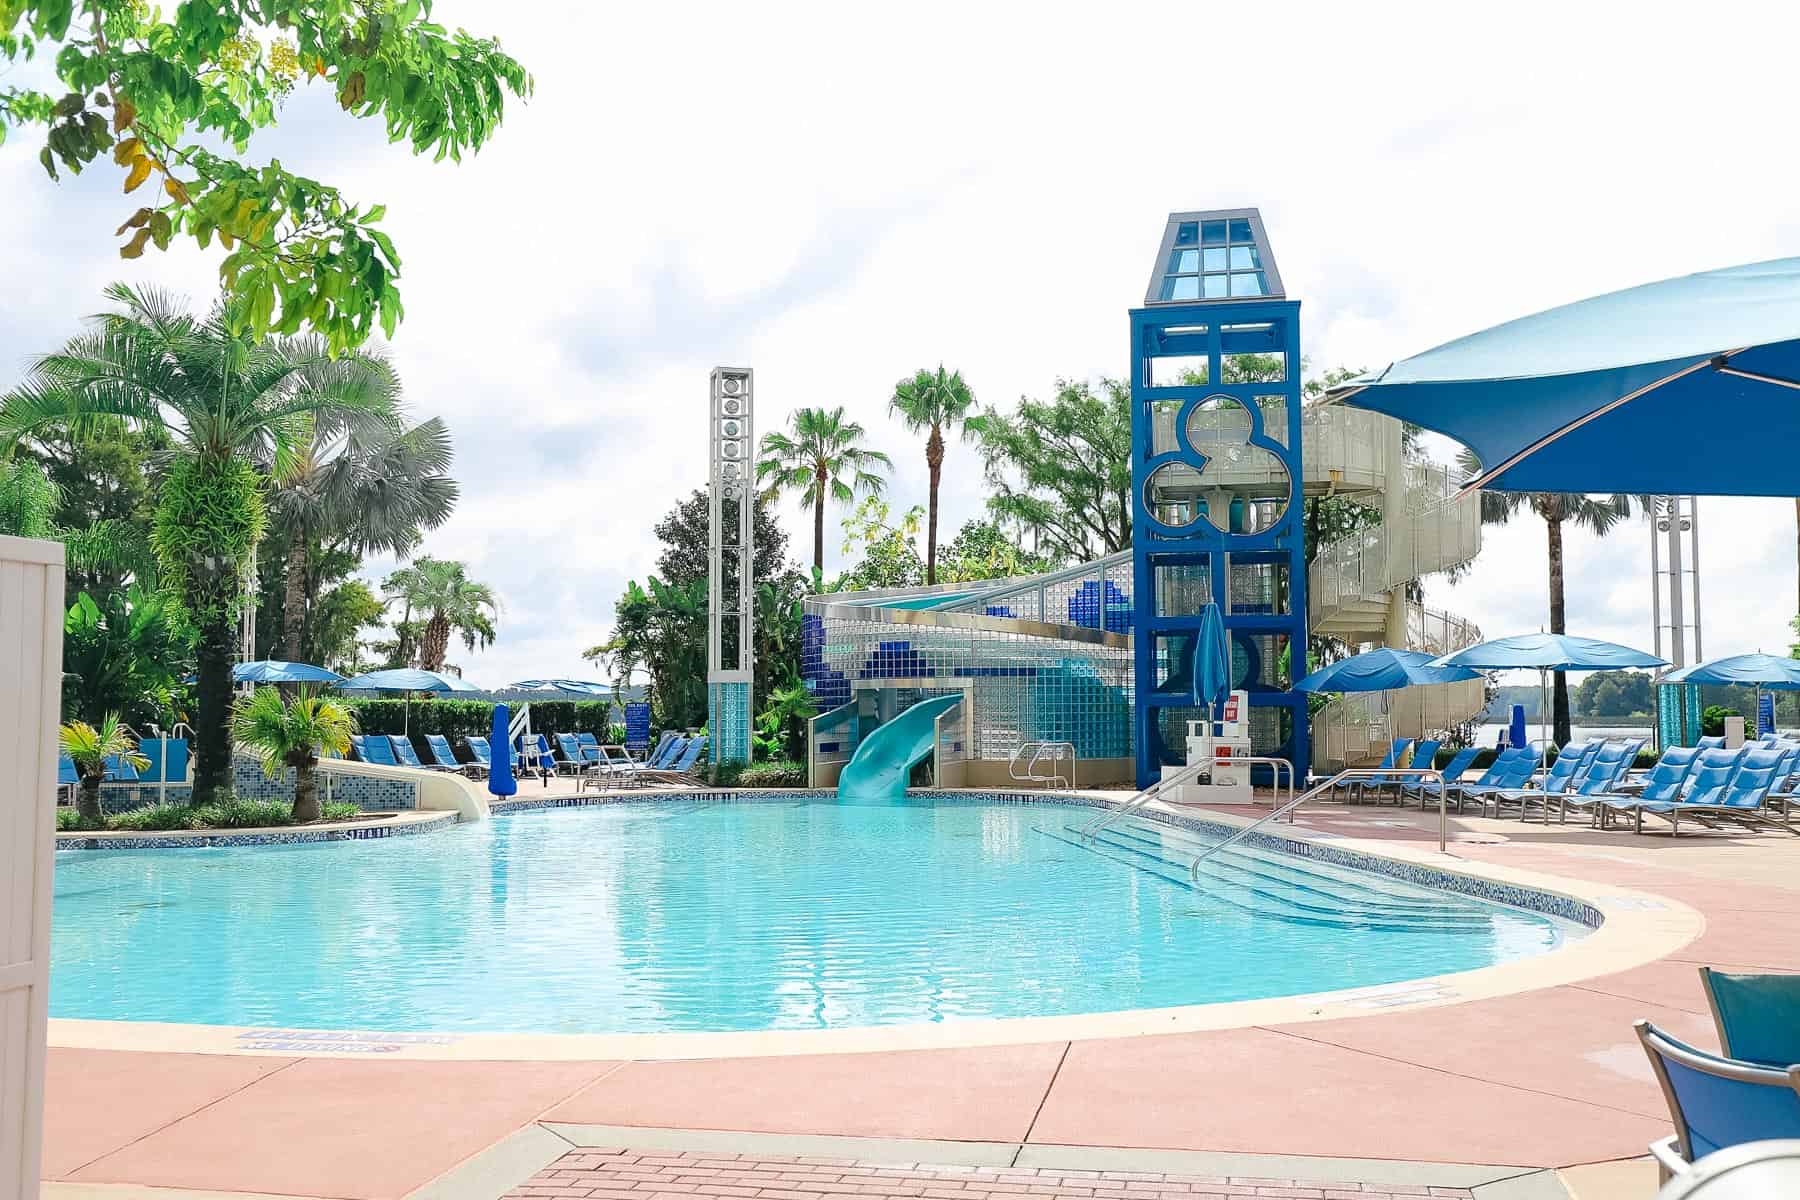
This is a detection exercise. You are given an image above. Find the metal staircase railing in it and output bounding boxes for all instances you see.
[1188,766,1450,879]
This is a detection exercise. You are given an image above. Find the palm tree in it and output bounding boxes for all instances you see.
[382,557,499,671]
[265,407,457,661]
[59,714,148,825]
[231,687,356,823]
[0,283,396,803]
[1458,449,1636,744]
[889,366,976,585]
[756,406,892,576]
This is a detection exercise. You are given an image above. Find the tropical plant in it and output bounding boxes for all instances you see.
[2,1,529,349]
[0,456,60,539]
[61,585,194,729]
[754,680,818,762]
[937,518,1055,583]
[757,406,891,575]
[265,402,457,660]
[59,713,147,824]
[1458,448,1638,745]
[0,282,401,804]
[836,496,926,590]
[966,378,1131,564]
[230,686,355,823]
[888,365,977,584]
[380,557,499,671]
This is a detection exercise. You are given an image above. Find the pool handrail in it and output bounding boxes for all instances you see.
[1189,766,1448,880]
[1010,741,1075,788]
[1077,759,1218,839]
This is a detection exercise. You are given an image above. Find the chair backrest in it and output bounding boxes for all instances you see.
[387,735,425,768]
[57,753,79,786]
[1491,746,1540,788]
[1540,741,1598,794]
[1681,748,1745,806]
[465,735,492,764]
[1408,739,1441,772]
[556,733,584,763]
[102,753,141,782]
[654,736,688,767]
[1697,735,1728,750]
[1377,738,1412,771]
[1700,968,1800,1069]
[577,732,603,761]
[425,734,460,767]
[1574,741,1640,796]
[1640,745,1701,803]
[1635,1020,1800,1163]
[1720,748,1787,809]
[1472,746,1526,786]
[1436,746,1481,783]
[645,730,679,765]
[670,737,706,772]
[360,735,398,766]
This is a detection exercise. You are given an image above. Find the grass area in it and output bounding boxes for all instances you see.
[57,799,365,833]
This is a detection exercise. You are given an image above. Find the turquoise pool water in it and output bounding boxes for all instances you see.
[50,798,1581,1034]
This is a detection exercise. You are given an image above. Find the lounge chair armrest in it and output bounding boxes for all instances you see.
[1647,1135,1687,1184]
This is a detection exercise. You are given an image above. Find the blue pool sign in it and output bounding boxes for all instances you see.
[1759,691,1776,738]
[625,702,651,752]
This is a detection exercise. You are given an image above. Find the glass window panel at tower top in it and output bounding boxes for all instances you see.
[1146,208,1285,307]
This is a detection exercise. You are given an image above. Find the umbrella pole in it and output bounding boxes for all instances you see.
[1539,668,1551,752]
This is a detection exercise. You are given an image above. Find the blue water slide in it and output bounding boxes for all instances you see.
[835,694,964,802]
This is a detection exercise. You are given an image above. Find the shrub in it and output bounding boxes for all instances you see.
[735,760,808,788]
[321,801,362,821]
[342,699,622,744]
[108,803,205,831]
[55,808,98,832]
[190,798,296,828]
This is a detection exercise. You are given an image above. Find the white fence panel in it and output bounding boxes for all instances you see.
[0,535,62,1200]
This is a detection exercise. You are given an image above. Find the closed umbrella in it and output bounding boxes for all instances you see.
[1433,633,1667,748]
[338,667,483,734]
[487,703,516,797]
[1327,258,1800,496]
[1192,602,1231,721]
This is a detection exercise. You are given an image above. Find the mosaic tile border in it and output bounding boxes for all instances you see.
[486,788,1603,929]
[53,809,458,852]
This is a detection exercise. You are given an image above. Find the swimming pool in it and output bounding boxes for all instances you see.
[51,796,1585,1034]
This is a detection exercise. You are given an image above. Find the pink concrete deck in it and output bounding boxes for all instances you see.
[42,802,1800,1199]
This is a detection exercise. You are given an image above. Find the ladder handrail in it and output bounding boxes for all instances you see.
[1009,740,1075,788]
[1189,766,1447,881]
[1078,758,1216,838]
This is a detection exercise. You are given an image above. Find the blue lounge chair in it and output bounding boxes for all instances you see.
[425,734,478,776]
[1549,740,1642,821]
[387,734,453,771]
[1362,739,1438,804]
[1628,747,1788,835]
[1697,735,1728,750]
[1457,746,1541,813]
[639,735,707,782]
[640,735,687,771]
[465,735,493,773]
[555,733,588,769]
[1635,1019,1800,1181]
[1486,740,1598,819]
[1401,746,1482,808]
[576,732,606,764]
[56,752,79,805]
[1699,967,1800,1070]
[358,735,399,767]
[1346,738,1412,802]
[1565,745,1701,827]
[640,730,679,767]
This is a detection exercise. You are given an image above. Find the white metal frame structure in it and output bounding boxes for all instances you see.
[1,534,62,1200]
[1650,495,1703,669]
[708,367,755,764]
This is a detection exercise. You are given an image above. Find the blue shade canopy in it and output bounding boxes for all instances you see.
[1293,648,1482,694]
[1664,653,1800,690]
[235,660,344,685]
[1432,633,1667,673]
[1328,258,1800,495]
[508,679,614,697]
[339,668,483,693]
[1193,603,1231,711]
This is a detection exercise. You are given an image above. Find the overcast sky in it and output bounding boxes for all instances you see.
[6,2,1799,686]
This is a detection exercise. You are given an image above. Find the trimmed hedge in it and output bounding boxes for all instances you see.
[341,699,624,742]
[706,759,808,788]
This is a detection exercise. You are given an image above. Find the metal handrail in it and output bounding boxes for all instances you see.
[1009,740,1074,788]
[1078,758,1216,839]
[1189,767,1448,880]
[1241,755,1297,811]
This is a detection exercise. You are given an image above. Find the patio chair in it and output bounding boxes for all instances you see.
[1634,1019,1800,1182]
[640,730,680,767]
[388,734,454,772]
[1456,747,1542,813]
[1697,736,1728,750]
[1346,738,1412,802]
[1401,746,1481,808]
[465,735,494,774]
[358,735,399,767]
[1360,739,1438,804]
[1563,745,1700,827]
[1628,747,1787,835]
[638,735,707,783]
[1699,967,1800,1069]
[425,734,481,777]
[1485,740,1597,819]
[576,732,606,764]
[56,752,79,805]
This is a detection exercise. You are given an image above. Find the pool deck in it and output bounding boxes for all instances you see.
[40,792,1800,1200]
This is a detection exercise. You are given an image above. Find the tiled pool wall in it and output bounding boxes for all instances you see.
[55,809,457,851]
[488,788,1606,929]
[96,756,419,813]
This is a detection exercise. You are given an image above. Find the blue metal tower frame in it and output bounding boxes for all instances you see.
[1129,209,1308,787]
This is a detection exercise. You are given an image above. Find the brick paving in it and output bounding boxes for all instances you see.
[504,1149,1476,1200]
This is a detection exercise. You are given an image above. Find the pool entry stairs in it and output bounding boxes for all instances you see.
[1047,814,1493,934]
[836,693,965,802]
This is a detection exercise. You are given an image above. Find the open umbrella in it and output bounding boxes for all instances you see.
[1294,648,1482,693]
[233,660,345,685]
[1327,258,1800,495]
[1433,633,1667,748]
[1665,653,1800,739]
[508,679,613,697]
[338,667,483,734]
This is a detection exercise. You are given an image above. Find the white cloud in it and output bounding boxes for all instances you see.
[6,1,1800,685]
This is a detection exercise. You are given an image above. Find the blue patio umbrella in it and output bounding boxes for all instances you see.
[1434,633,1667,746]
[508,679,614,697]
[338,667,484,734]
[1327,258,1800,496]
[1293,648,1482,693]
[1665,653,1800,738]
[487,703,516,797]
[185,660,346,686]
[1191,602,1232,734]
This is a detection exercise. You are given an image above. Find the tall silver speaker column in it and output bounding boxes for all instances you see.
[708,367,755,765]
[1650,495,1703,748]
